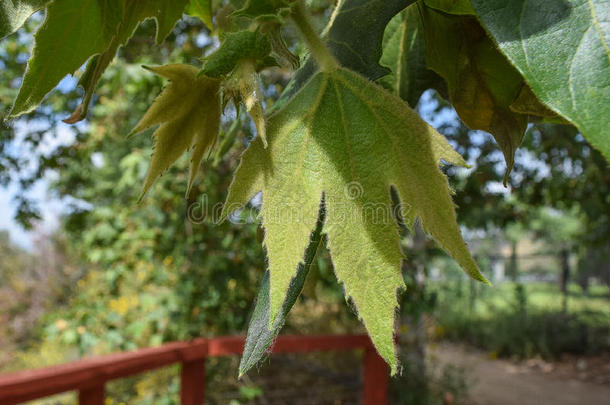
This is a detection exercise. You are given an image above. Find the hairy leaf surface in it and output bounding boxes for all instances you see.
[8,0,122,118]
[379,4,444,107]
[131,64,221,198]
[421,6,530,183]
[239,203,325,377]
[0,0,48,39]
[471,0,610,160]
[200,30,272,78]
[223,67,487,371]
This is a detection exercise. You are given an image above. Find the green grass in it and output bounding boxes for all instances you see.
[431,281,610,359]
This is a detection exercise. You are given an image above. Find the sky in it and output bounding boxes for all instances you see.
[0,113,77,250]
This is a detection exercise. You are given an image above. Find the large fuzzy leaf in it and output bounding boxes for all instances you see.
[64,0,189,123]
[238,203,325,377]
[471,0,610,160]
[0,0,49,39]
[379,3,444,107]
[7,0,123,118]
[421,6,530,183]
[223,67,488,372]
[130,64,221,198]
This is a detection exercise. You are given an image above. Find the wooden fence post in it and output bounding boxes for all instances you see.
[79,385,104,405]
[181,359,206,405]
[363,347,389,405]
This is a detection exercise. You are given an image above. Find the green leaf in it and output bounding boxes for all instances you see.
[223,59,269,147]
[0,0,48,39]
[280,0,414,104]
[7,0,122,118]
[186,0,213,30]
[223,67,488,372]
[130,64,221,199]
[510,84,567,123]
[421,6,529,183]
[471,0,610,160]
[379,3,444,107]
[64,0,189,123]
[151,0,189,43]
[424,0,474,15]
[233,0,293,21]
[200,30,272,78]
[239,203,325,377]
[324,0,415,79]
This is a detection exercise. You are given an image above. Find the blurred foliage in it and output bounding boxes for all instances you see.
[433,280,610,359]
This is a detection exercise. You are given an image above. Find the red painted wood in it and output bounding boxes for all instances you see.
[0,341,206,404]
[0,334,388,405]
[181,359,206,405]
[363,347,389,405]
[272,334,372,353]
[78,385,104,405]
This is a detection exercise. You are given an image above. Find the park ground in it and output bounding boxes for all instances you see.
[434,342,610,405]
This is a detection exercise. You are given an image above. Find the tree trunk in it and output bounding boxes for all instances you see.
[559,248,570,313]
[508,240,519,282]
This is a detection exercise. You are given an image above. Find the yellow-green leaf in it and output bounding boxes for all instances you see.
[222,67,488,373]
[130,64,221,199]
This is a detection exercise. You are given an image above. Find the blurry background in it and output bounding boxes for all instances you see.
[0,3,608,405]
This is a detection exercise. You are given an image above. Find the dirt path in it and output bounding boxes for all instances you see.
[431,343,610,405]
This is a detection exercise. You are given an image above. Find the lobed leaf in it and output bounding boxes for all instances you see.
[223,67,487,373]
[471,0,610,160]
[130,64,221,198]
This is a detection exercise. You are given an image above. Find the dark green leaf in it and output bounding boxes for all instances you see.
[7,0,122,118]
[424,0,474,15]
[421,5,529,183]
[471,0,610,160]
[239,203,325,377]
[276,0,414,107]
[64,0,189,123]
[233,0,293,21]
[200,30,272,78]
[0,0,48,39]
[379,3,444,107]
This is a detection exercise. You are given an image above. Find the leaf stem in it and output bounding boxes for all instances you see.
[290,1,338,71]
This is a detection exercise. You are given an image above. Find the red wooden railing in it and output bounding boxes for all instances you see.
[0,334,388,404]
